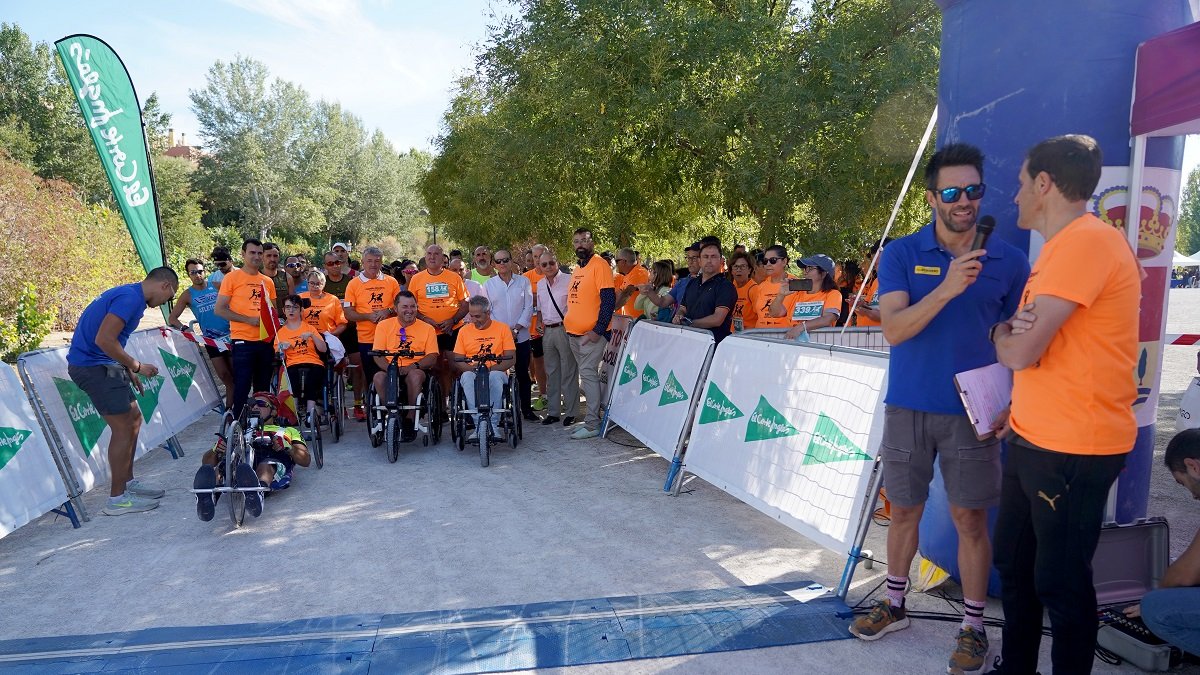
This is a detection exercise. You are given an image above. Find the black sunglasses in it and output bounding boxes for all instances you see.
[762,256,785,265]
[937,183,986,204]
[493,257,511,264]
[215,260,231,266]
[188,268,206,275]
[286,262,303,269]
[252,399,272,407]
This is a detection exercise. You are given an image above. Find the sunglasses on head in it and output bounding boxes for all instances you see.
[937,183,986,203]
[763,256,785,265]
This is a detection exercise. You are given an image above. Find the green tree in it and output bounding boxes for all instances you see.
[1177,165,1200,257]
[154,155,211,270]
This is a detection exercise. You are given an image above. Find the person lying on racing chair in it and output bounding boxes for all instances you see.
[453,296,515,443]
[192,391,310,521]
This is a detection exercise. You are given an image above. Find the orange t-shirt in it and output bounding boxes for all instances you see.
[782,288,842,325]
[733,279,759,331]
[219,268,277,341]
[274,322,324,367]
[409,269,468,334]
[524,269,543,337]
[748,277,792,329]
[372,318,439,368]
[564,255,615,335]
[615,264,650,317]
[855,278,881,327]
[1010,214,1139,456]
[300,292,346,334]
[454,320,516,360]
[344,273,400,344]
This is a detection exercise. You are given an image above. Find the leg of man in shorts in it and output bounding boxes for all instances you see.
[851,406,1000,675]
[436,329,458,416]
[341,323,366,420]
[68,364,161,516]
[205,345,234,411]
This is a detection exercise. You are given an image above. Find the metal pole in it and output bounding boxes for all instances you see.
[836,457,884,600]
[666,343,716,495]
[17,356,90,523]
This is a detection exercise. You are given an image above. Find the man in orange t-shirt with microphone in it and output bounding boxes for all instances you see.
[991,135,1139,675]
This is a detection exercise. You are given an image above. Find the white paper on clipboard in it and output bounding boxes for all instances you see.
[954,362,1013,440]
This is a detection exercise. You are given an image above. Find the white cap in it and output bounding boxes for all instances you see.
[332,242,349,252]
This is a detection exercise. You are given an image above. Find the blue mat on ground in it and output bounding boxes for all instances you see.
[0,581,852,673]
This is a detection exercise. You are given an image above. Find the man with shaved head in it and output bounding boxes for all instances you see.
[411,244,471,402]
[613,247,650,317]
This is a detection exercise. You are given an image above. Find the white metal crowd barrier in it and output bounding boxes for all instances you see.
[16,327,221,519]
[600,321,715,482]
[739,326,890,352]
[0,364,77,538]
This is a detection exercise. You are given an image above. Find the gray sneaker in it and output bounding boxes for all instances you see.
[126,479,165,499]
[103,493,160,516]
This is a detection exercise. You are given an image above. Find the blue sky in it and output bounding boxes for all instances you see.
[5,1,1198,191]
[6,0,510,152]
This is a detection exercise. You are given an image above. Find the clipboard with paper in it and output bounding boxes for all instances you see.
[953,362,1013,440]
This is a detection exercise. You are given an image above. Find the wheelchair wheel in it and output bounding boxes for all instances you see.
[425,378,443,446]
[510,394,520,449]
[226,419,247,528]
[308,412,324,469]
[329,369,344,442]
[452,384,465,451]
[385,415,400,463]
[479,418,490,467]
[367,384,384,448]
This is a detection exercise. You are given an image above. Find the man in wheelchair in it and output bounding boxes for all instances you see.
[192,391,310,521]
[372,291,439,442]
[453,296,516,442]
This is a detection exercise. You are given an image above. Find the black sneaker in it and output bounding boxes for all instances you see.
[193,464,217,522]
[522,410,539,422]
[541,416,560,425]
[987,657,1040,674]
[235,463,262,518]
[401,427,418,442]
[562,416,576,427]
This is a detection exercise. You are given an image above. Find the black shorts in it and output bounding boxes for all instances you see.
[287,364,326,404]
[206,345,230,360]
[340,323,359,351]
[436,329,460,353]
[67,363,135,416]
[529,336,544,358]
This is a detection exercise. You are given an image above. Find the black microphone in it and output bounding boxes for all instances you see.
[972,215,996,251]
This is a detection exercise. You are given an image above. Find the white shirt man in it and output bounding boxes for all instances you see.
[535,252,579,426]
[484,249,536,420]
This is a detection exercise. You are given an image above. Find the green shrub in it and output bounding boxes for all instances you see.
[0,283,54,362]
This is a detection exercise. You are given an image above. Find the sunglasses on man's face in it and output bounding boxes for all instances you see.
[215,260,231,267]
[188,269,206,276]
[493,257,511,264]
[937,183,986,204]
[540,261,557,268]
[324,261,340,267]
[252,399,272,408]
[286,262,303,269]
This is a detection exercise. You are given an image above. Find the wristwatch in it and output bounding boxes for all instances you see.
[988,322,1005,344]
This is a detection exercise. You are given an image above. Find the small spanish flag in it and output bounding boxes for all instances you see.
[275,357,299,426]
[258,281,279,342]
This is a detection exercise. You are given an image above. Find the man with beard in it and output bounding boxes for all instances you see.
[564,228,616,440]
[849,143,1029,675]
[262,242,288,313]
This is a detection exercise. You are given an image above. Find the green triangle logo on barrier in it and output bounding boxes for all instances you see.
[0,427,32,472]
[657,371,688,406]
[53,377,106,457]
[620,355,638,385]
[745,395,799,442]
[159,348,197,400]
[133,375,165,423]
[698,382,743,424]
[640,364,660,394]
[805,412,871,465]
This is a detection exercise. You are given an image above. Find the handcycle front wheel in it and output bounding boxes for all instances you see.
[306,411,324,469]
[225,418,247,528]
[479,416,490,467]
[385,414,400,463]
[329,368,344,442]
[367,384,384,448]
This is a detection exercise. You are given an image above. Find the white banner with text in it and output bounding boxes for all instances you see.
[683,335,889,554]
[18,328,220,493]
[605,321,714,461]
[0,364,70,538]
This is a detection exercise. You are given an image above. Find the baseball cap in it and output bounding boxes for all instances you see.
[332,242,349,252]
[798,254,835,276]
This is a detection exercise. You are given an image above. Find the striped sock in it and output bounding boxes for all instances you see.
[962,598,986,632]
[886,575,907,608]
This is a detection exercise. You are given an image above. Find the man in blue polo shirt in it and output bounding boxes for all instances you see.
[848,143,1029,675]
[675,240,737,343]
[67,267,180,516]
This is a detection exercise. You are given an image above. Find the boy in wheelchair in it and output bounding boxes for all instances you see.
[453,296,516,442]
[192,391,310,521]
[371,291,439,442]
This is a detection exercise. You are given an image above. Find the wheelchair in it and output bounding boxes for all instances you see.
[190,404,271,528]
[448,353,522,467]
[280,347,325,470]
[367,348,444,462]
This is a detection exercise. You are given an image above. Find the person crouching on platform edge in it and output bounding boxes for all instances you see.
[193,391,310,522]
[989,135,1138,675]
[849,142,1030,675]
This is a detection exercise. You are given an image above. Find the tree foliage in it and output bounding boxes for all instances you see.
[190,57,430,255]
[1178,165,1200,257]
[421,0,940,260]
